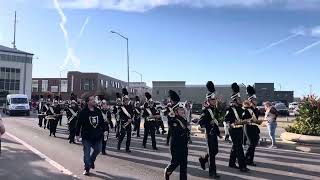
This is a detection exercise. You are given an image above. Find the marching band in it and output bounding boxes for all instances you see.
[34,81,262,179]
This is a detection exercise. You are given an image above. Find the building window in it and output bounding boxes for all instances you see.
[0,67,21,93]
[84,79,90,91]
[41,80,48,92]
[51,86,58,93]
[32,80,38,92]
[100,79,104,89]
[178,90,181,95]
[156,90,159,95]
[60,80,68,92]
[105,80,108,88]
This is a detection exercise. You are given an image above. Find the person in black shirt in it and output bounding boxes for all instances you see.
[50,100,61,137]
[225,83,250,173]
[66,100,79,144]
[142,92,160,150]
[243,85,262,166]
[100,100,113,155]
[113,93,122,138]
[117,88,134,153]
[164,90,189,180]
[198,81,222,179]
[76,96,106,176]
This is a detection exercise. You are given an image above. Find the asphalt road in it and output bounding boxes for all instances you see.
[1,113,320,180]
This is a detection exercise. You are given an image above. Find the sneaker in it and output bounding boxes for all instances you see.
[126,149,131,153]
[83,170,90,176]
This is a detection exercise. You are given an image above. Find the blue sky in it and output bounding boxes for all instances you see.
[0,0,319,97]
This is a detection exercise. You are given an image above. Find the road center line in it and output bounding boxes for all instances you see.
[5,132,75,177]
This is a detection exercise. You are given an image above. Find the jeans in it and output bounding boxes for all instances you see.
[82,139,102,170]
[267,122,277,146]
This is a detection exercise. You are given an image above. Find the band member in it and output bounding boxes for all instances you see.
[66,100,79,144]
[50,100,61,137]
[165,90,189,180]
[163,102,174,146]
[142,92,160,150]
[114,93,122,138]
[198,81,222,179]
[38,96,46,128]
[133,96,142,137]
[225,83,250,172]
[100,100,113,155]
[156,114,166,135]
[243,86,261,166]
[117,88,134,153]
[45,101,56,137]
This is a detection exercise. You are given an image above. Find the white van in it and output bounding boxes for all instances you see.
[3,94,30,116]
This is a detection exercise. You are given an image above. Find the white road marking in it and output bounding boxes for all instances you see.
[5,132,76,178]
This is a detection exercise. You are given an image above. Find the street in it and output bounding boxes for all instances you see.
[1,114,320,180]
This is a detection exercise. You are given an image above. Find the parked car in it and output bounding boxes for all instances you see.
[275,103,289,116]
[289,102,299,110]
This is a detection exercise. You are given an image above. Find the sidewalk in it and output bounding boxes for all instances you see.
[0,134,74,180]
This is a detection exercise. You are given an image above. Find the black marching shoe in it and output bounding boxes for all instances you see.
[102,152,107,155]
[164,168,170,180]
[247,162,257,166]
[209,173,220,179]
[117,144,121,151]
[229,164,239,169]
[199,157,206,170]
[153,147,158,150]
[126,149,131,153]
[240,167,250,173]
[143,144,146,148]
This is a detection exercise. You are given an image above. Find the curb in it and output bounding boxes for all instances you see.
[281,132,320,144]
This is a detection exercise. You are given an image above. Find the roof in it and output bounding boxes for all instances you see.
[0,45,34,55]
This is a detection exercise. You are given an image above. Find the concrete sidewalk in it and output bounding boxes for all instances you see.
[0,134,74,180]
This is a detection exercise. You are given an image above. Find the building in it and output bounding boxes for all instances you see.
[152,81,294,105]
[254,83,294,105]
[32,71,138,101]
[152,81,246,104]
[129,82,151,98]
[0,45,33,106]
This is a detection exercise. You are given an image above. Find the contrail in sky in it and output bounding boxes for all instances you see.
[294,40,320,55]
[53,0,80,70]
[79,16,90,38]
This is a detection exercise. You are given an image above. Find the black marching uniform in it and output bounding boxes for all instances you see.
[117,88,134,152]
[101,107,113,154]
[165,90,189,180]
[164,104,174,145]
[225,83,249,172]
[66,103,79,143]
[243,85,260,166]
[38,100,47,128]
[133,97,142,137]
[198,80,221,178]
[142,98,159,150]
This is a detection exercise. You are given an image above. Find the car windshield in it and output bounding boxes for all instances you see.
[11,98,28,104]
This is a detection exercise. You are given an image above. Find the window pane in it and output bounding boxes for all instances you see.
[0,79,4,90]
[5,79,10,90]
[15,80,20,90]
[10,80,15,90]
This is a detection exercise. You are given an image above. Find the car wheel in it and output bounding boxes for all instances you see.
[26,111,30,116]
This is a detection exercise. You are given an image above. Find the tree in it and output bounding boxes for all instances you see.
[286,95,320,136]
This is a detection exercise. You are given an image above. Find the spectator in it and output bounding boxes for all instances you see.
[264,101,278,149]
[76,96,106,176]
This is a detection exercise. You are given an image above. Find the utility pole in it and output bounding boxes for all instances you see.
[12,11,17,49]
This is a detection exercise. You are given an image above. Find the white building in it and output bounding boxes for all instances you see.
[129,82,152,98]
[0,45,33,99]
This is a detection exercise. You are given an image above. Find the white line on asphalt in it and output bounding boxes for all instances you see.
[5,132,76,178]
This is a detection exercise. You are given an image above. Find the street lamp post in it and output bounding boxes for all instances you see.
[110,30,130,88]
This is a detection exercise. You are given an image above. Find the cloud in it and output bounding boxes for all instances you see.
[52,0,80,70]
[79,16,90,38]
[57,0,320,12]
[311,26,320,37]
[294,40,320,55]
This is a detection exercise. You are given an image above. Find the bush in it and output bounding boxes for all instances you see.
[285,95,320,136]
